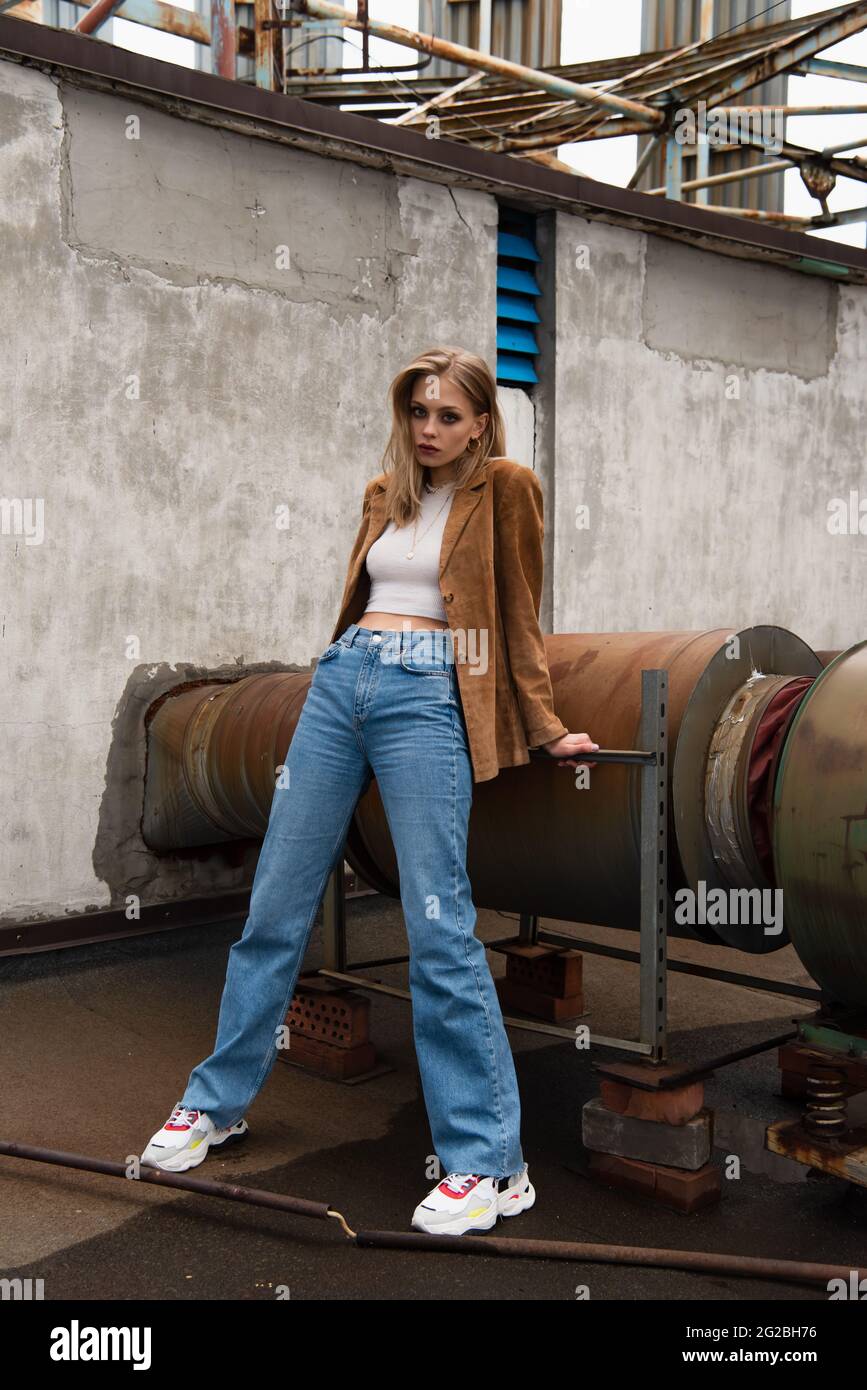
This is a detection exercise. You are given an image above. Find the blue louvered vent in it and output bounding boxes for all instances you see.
[496,211,541,386]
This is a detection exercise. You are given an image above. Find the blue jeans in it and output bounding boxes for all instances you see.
[181,622,524,1178]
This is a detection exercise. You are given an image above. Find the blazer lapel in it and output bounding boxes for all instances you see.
[438,463,487,577]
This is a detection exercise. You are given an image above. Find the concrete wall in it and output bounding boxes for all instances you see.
[1,54,864,926]
[0,59,506,922]
[553,214,867,644]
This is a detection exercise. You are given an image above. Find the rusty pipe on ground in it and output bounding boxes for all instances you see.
[1,1139,862,1290]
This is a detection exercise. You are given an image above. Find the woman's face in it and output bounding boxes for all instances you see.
[409,375,489,472]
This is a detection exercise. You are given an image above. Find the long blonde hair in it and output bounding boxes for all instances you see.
[378,346,507,527]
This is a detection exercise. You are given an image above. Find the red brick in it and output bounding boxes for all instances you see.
[287,977,371,1048]
[277,1031,377,1079]
[496,976,583,1022]
[586,1150,721,1213]
[599,1078,704,1125]
[492,941,583,997]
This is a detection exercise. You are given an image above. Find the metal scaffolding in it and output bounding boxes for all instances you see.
[281,0,867,234]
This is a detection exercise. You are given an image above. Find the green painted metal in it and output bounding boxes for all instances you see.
[795,257,852,278]
[799,1018,867,1058]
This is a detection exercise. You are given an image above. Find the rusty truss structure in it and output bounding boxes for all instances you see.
[280,0,867,235]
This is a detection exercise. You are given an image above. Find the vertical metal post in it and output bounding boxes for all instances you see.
[211,0,236,79]
[255,0,280,89]
[639,668,668,1061]
[695,133,710,205]
[518,912,539,945]
[322,857,347,971]
[478,0,492,56]
[665,134,683,200]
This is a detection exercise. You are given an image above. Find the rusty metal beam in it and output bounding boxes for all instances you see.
[647,157,793,197]
[702,0,867,108]
[73,0,125,35]
[694,206,810,226]
[210,0,235,79]
[254,0,279,90]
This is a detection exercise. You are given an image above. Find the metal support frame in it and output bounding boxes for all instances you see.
[317,654,833,1068]
[318,668,670,1062]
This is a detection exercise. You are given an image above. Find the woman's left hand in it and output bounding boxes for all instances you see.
[541,732,599,768]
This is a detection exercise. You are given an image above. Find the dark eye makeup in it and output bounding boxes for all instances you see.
[411,404,460,422]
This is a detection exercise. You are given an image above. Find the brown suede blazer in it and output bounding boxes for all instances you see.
[327,456,569,783]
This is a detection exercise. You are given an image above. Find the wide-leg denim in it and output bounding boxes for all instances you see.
[180,622,525,1179]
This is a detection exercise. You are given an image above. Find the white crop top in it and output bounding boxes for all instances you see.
[363,482,457,622]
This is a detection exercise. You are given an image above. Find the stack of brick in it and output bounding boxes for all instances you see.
[493,941,584,1022]
[582,1076,721,1213]
[279,974,376,1079]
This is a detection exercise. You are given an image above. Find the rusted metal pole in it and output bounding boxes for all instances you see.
[254,0,279,90]
[211,0,236,79]
[0,1138,341,1227]
[73,0,125,33]
[646,157,793,196]
[354,1229,866,1289]
[1,1138,863,1288]
[692,206,812,225]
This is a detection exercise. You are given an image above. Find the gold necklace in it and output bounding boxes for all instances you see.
[406,486,455,560]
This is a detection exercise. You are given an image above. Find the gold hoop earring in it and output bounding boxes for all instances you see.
[467,436,481,452]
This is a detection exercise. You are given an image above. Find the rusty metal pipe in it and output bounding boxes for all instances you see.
[0,1138,335,1224]
[354,1228,866,1290]
[1,1139,862,1289]
[73,0,125,34]
[143,626,822,955]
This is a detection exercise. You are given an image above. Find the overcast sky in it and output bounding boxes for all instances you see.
[107,0,867,247]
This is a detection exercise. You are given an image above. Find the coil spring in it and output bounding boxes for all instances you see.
[803,1064,848,1138]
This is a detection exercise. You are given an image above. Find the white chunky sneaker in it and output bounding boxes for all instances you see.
[140,1102,248,1173]
[411,1166,535,1236]
[497,1162,536,1218]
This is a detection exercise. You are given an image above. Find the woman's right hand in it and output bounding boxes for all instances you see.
[541,731,599,769]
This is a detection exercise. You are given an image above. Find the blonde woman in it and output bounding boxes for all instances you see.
[142,346,598,1236]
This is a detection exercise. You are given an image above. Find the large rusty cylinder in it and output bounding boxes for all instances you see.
[143,626,828,959]
[773,640,867,1007]
[143,674,312,849]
